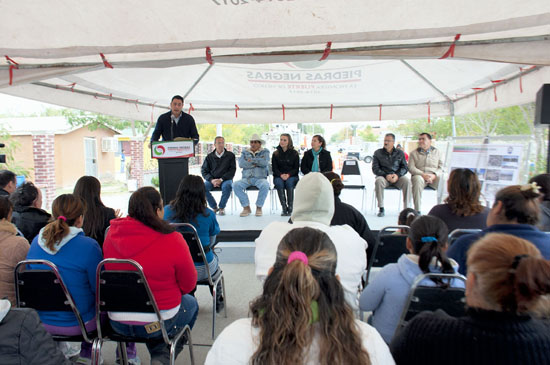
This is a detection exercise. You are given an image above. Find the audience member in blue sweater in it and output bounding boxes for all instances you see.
[448,183,550,275]
[164,174,223,311]
[359,215,464,343]
[26,194,103,362]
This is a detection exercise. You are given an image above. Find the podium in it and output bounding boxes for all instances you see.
[151,140,195,205]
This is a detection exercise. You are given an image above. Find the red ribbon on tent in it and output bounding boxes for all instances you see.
[330,104,333,120]
[55,82,76,92]
[427,102,431,124]
[519,67,524,93]
[282,104,285,121]
[99,53,113,69]
[439,34,461,59]
[206,47,213,65]
[5,56,19,85]
[235,104,240,118]
[379,104,382,121]
[320,42,332,61]
[94,92,113,100]
[188,103,195,114]
[491,80,504,102]
[472,88,483,107]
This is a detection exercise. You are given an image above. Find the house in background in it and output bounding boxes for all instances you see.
[0,116,119,206]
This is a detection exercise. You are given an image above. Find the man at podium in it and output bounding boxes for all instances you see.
[152,95,199,142]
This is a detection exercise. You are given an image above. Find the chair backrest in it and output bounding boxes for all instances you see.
[366,226,409,283]
[448,228,482,245]
[95,258,170,342]
[170,223,210,263]
[14,259,93,341]
[397,273,466,333]
[341,159,361,176]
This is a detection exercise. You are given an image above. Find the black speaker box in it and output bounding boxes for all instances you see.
[535,84,550,125]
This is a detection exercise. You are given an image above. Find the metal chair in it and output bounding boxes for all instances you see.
[171,223,227,339]
[396,272,466,336]
[14,259,100,364]
[94,259,195,365]
[448,228,482,245]
[371,185,403,213]
[341,159,367,211]
[366,226,409,284]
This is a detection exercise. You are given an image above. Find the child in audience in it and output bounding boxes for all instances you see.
[163,175,223,311]
[0,196,29,305]
[73,176,119,247]
[391,233,550,364]
[359,215,464,343]
[104,187,198,364]
[206,227,395,365]
[395,208,419,234]
[26,194,103,363]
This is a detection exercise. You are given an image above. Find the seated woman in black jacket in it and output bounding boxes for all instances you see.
[10,181,51,242]
[391,233,550,365]
[272,134,300,216]
[300,135,332,175]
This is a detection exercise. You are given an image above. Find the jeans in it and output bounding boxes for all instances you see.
[273,176,298,190]
[233,178,270,207]
[204,180,233,209]
[109,295,199,364]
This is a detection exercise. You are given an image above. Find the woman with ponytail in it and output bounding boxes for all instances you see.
[26,194,103,362]
[391,233,550,364]
[359,215,464,343]
[103,187,198,364]
[448,183,550,275]
[207,227,394,365]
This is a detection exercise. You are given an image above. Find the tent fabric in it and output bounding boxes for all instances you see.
[1,0,549,123]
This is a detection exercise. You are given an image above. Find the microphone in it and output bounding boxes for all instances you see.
[170,115,176,140]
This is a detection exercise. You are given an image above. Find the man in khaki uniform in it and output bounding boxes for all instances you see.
[408,133,443,212]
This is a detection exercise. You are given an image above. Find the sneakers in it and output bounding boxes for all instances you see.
[218,208,225,216]
[377,208,385,217]
[255,207,263,216]
[240,206,252,217]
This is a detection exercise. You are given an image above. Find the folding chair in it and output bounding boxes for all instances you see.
[341,159,367,211]
[14,260,100,363]
[94,259,195,365]
[396,272,466,336]
[171,223,227,339]
[448,228,482,246]
[371,185,403,213]
[365,226,409,284]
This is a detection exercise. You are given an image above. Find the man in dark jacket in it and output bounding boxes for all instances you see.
[372,133,411,217]
[151,95,199,142]
[0,170,16,197]
[201,136,236,215]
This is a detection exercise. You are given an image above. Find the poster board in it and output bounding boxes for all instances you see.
[449,144,524,204]
[151,140,194,159]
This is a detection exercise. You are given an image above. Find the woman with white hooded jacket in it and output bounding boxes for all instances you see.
[359,215,464,344]
[254,172,368,311]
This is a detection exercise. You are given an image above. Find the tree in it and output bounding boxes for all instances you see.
[298,123,325,135]
[358,126,379,142]
[62,109,149,135]
[394,116,453,139]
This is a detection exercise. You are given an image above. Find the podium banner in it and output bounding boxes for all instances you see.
[152,140,194,159]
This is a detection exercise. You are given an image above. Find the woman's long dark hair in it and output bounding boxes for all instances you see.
[250,227,371,365]
[494,184,541,225]
[169,175,208,223]
[445,168,485,216]
[128,187,173,234]
[73,176,108,242]
[10,181,39,207]
[408,215,455,285]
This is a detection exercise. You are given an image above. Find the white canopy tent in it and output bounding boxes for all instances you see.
[1,0,549,125]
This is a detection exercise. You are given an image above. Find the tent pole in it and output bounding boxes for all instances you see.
[183,63,214,100]
[451,102,456,138]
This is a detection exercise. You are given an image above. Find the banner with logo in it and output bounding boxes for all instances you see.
[151,140,194,159]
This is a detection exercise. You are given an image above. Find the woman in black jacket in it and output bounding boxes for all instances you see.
[272,134,299,216]
[10,181,51,242]
[300,135,332,175]
[73,176,119,247]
